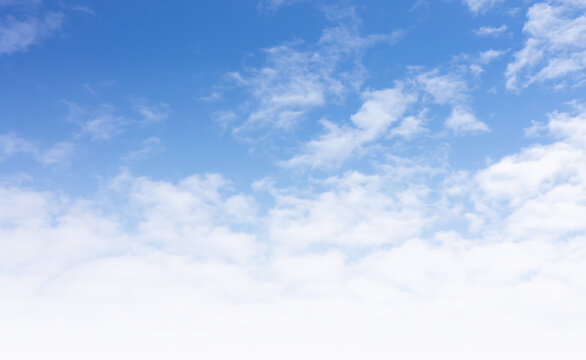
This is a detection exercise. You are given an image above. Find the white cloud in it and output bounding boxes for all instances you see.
[132,99,172,123]
[237,43,329,131]
[0,12,63,56]
[35,141,76,165]
[70,5,96,16]
[0,0,41,7]
[257,0,303,12]
[81,105,127,140]
[446,106,490,134]
[282,85,416,169]
[0,133,75,165]
[3,106,586,357]
[416,70,469,105]
[118,173,260,261]
[478,49,507,65]
[265,170,432,250]
[198,91,223,102]
[474,24,508,36]
[389,113,427,139]
[283,67,490,169]
[463,0,504,13]
[223,8,402,134]
[0,132,36,160]
[212,111,237,131]
[506,0,586,90]
[472,107,586,238]
[62,99,171,141]
[122,137,164,163]
[0,98,170,168]
[416,69,490,134]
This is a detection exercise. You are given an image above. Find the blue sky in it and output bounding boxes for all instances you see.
[2,0,577,191]
[1,0,586,359]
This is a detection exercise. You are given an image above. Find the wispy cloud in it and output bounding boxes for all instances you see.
[122,137,164,163]
[257,0,305,12]
[462,0,504,14]
[474,24,508,36]
[0,133,75,165]
[282,85,416,169]
[0,0,42,8]
[34,140,76,165]
[0,11,63,56]
[506,0,586,90]
[282,65,490,170]
[0,132,36,160]
[218,6,403,136]
[77,103,127,140]
[62,98,171,141]
[212,111,238,132]
[71,5,96,16]
[132,99,172,123]
[82,83,96,96]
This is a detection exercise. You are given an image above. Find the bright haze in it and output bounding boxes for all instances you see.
[1,0,586,359]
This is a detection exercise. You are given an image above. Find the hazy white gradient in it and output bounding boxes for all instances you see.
[1,109,586,359]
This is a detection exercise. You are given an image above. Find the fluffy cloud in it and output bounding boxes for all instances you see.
[80,104,127,140]
[389,113,427,139]
[282,85,416,169]
[2,107,586,359]
[506,0,586,90]
[446,106,490,133]
[471,107,586,239]
[265,169,432,249]
[119,173,260,261]
[282,66,491,170]
[416,70,471,105]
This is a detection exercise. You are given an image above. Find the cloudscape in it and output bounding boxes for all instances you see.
[1,1,586,359]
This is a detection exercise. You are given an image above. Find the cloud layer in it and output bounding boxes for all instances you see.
[2,108,586,359]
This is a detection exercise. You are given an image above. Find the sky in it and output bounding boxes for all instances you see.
[1,0,586,358]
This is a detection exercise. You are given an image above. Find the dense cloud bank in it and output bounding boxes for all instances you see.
[1,109,586,359]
